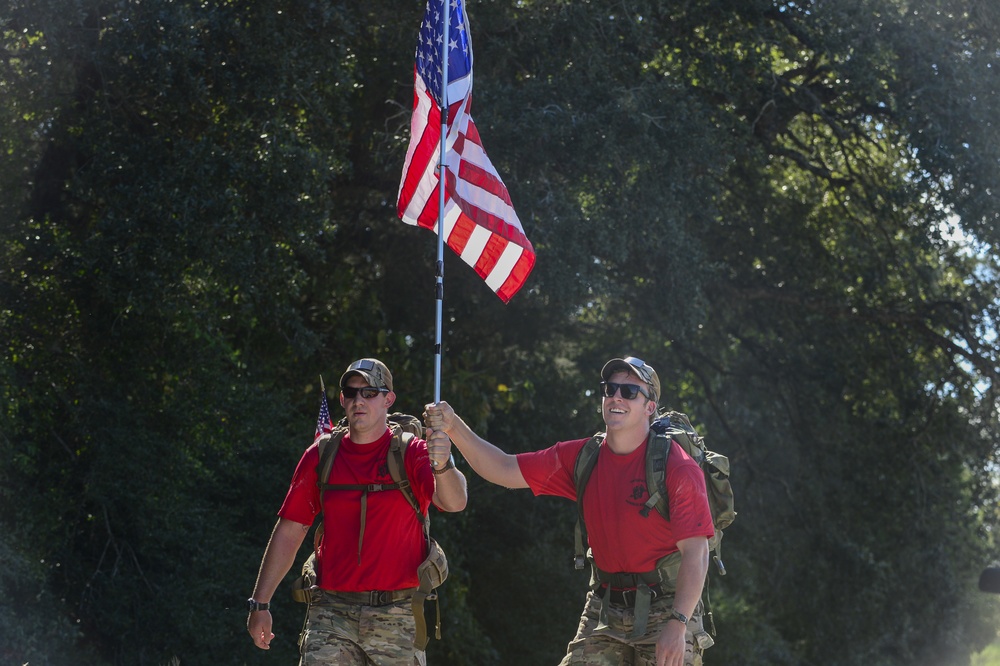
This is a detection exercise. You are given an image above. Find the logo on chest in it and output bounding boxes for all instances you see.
[626,478,648,507]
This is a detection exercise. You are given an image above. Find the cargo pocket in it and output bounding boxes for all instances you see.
[694,629,715,650]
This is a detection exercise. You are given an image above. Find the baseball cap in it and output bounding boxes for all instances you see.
[340,358,393,391]
[600,356,660,402]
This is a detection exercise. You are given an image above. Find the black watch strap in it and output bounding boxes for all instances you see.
[432,454,456,475]
[669,608,688,625]
[247,598,270,612]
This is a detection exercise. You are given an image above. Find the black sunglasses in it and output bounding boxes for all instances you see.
[341,386,389,399]
[600,382,650,400]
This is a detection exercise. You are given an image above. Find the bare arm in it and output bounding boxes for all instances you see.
[428,428,469,511]
[655,536,710,666]
[247,517,310,650]
[425,401,528,489]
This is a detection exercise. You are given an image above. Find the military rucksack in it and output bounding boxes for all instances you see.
[291,412,448,649]
[573,410,735,633]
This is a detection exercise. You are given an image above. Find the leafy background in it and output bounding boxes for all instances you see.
[2,0,1000,664]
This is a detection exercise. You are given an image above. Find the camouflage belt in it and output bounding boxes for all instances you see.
[326,587,417,606]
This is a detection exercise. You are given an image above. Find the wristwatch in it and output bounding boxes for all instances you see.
[246,598,270,612]
[432,454,456,475]
[669,608,688,625]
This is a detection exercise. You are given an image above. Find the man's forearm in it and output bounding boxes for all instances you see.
[444,413,528,489]
[432,467,468,512]
[670,538,710,618]
[251,518,309,601]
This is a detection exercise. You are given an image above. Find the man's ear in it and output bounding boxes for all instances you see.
[646,399,657,417]
[339,392,346,409]
[385,391,396,409]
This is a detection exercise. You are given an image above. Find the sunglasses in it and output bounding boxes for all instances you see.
[341,386,389,400]
[600,382,650,400]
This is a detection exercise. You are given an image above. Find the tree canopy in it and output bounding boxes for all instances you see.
[2,0,999,664]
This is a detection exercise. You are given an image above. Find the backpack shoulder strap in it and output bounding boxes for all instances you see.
[573,434,603,570]
[386,428,427,532]
[640,430,673,520]
[309,429,346,552]
[316,429,347,495]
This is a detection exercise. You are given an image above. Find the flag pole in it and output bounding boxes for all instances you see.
[433,0,451,405]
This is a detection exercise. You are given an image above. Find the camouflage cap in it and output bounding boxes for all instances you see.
[340,358,393,391]
[601,356,660,402]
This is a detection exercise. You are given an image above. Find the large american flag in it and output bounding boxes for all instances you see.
[397,0,535,304]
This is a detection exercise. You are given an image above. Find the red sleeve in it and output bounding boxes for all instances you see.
[665,443,715,542]
[277,443,322,526]
[516,438,590,500]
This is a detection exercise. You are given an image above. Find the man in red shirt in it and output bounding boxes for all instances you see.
[248,358,468,665]
[426,356,714,666]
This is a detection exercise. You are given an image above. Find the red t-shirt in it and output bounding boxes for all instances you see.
[517,436,714,574]
[278,429,435,591]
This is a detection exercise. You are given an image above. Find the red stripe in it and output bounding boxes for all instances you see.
[398,88,441,215]
[446,215,475,254]
[473,233,508,277]
[458,156,515,208]
[495,250,536,304]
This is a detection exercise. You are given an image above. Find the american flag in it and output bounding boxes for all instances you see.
[314,383,334,442]
[397,0,535,304]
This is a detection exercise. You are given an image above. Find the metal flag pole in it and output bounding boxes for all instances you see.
[433,0,451,405]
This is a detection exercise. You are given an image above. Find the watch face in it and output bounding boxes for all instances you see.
[247,599,258,611]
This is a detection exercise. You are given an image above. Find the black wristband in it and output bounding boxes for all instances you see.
[432,455,456,475]
[246,598,270,612]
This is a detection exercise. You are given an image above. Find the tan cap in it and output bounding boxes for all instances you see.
[601,356,660,402]
[340,358,393,391]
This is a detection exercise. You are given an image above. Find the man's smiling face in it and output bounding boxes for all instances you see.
[602,369,655,431]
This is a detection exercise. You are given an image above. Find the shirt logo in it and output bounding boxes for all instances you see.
[627,479,648,507]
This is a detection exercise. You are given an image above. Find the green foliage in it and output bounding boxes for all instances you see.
[2,0,999,664]
[973,639,1000,666]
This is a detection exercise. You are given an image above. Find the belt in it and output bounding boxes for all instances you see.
[599,583,667,608]
[327,587,417,606]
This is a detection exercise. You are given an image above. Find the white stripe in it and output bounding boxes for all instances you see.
[401,159,440,225]
[484,243,523,291]
[446,73,471,108]
[455,178,522,228]
[458,223,492,267]
[443,203,462,238]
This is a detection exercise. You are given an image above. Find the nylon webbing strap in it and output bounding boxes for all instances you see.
[633,582,652,638]
[574,436,602,570]
[411,588,441,651]
[358,489,367,565]
[594,568,664,639]
[318,481,403,565]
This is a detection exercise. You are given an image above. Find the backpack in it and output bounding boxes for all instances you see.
[573,410,735,633]
[291,412,448,649]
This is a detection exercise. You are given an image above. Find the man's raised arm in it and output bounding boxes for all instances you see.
[425,401,528,489]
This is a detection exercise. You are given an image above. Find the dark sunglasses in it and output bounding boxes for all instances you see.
[341,386,389,400]
[600,381,650,400]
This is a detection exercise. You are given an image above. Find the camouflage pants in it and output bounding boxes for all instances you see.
[298,590,426,666]
[557,591,714,666]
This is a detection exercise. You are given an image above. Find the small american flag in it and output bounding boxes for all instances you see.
[314,380,334,442]
[397,0,535,303]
